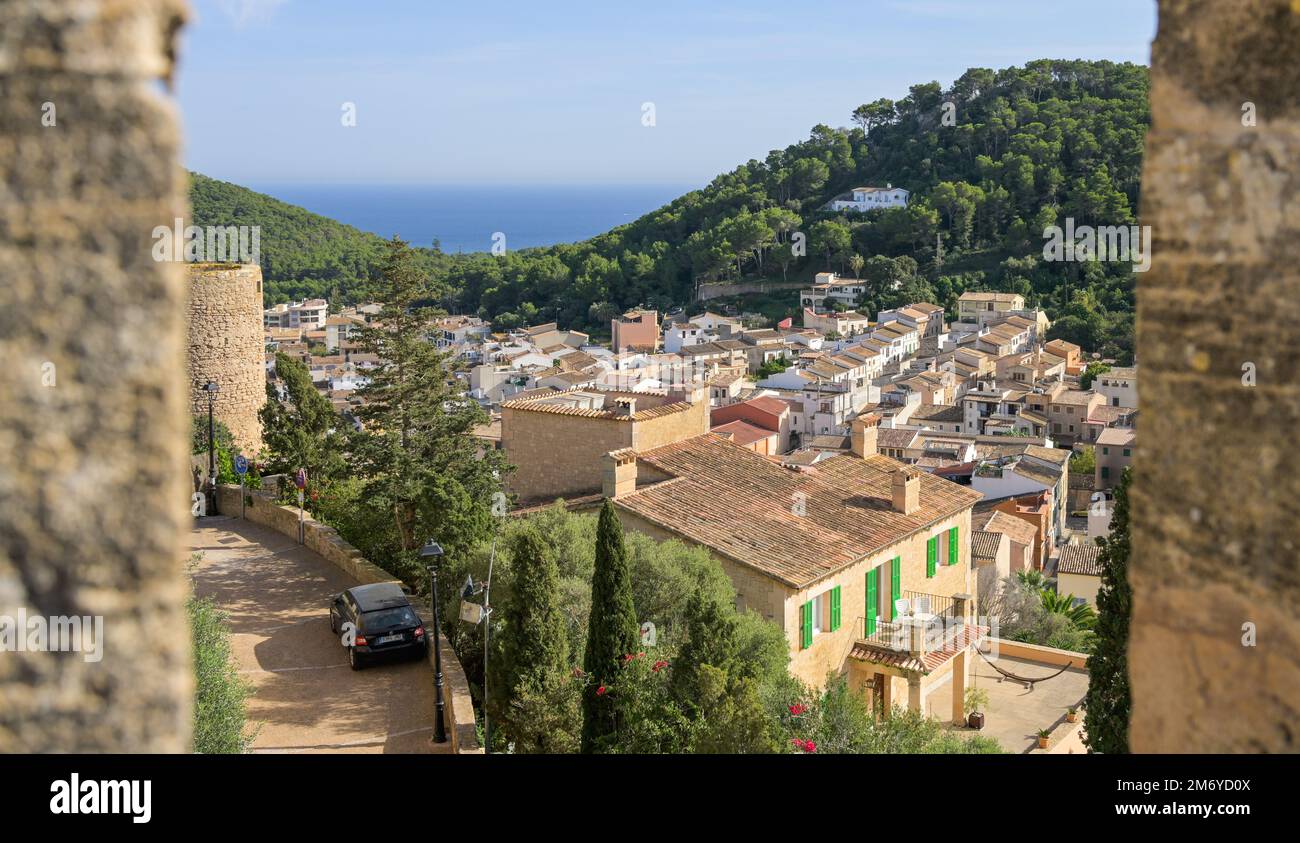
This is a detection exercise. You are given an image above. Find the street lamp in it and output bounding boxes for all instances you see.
[203,381,219,513]
[421,539,448,744]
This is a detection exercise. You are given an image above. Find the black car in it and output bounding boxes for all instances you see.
[329,582,428,670]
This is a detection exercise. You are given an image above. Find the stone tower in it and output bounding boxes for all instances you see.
[186,262,266,455]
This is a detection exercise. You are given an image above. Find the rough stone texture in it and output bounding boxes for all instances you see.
[1131,0,1300,752]
[0,0,191,751]
[187,262,265,455]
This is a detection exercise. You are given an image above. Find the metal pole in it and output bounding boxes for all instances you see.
[240,474,245,519]
[431,565,447,743]
[482,532,497,753]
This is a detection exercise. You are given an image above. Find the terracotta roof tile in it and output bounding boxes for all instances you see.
[615,435,981,588]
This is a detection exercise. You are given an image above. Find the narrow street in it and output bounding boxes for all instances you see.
[189,516,447,754]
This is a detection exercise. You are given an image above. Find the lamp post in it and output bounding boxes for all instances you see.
[203,381,219,513]
[421,539,448,744]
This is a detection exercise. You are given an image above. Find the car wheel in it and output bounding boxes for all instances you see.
[330,611,338,635]
[349,647,364,671]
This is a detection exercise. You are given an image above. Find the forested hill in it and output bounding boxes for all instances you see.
[191,59,1148,361]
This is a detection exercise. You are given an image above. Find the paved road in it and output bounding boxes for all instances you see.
[189,516,447,754]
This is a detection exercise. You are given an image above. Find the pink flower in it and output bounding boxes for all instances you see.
[803,740,817,753]
[596,685,607,696]
[789,703,807,717]
[652,660,668,673]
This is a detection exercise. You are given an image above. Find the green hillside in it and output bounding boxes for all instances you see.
[190,58,1147,361]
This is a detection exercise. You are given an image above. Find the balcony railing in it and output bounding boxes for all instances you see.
[857,590,967,657]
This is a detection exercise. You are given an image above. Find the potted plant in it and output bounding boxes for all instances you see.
[1037,728,1051,749]
[964,687,989,730]
[1066,705,1079,724]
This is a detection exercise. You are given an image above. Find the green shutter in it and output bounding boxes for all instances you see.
[926,536,937,578]
[830,586,842,632]
[890,557,901,619]
[948,526,959,566]
[800,601,813,649]
[865,570,878,636]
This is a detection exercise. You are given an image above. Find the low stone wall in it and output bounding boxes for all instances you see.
[985,637,1088,669]
[216,484,483,753]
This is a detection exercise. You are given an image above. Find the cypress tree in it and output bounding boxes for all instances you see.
[581,499,639,752]
[492,525,574,752]
[1084,467,1132,753]
[670,590,738,713]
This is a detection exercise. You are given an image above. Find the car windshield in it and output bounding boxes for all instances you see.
[361,606,417,631]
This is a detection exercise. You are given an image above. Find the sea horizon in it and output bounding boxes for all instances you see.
[247,182,699,254]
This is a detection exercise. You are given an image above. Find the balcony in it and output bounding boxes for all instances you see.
[853,590,980,672]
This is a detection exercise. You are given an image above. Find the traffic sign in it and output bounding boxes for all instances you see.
[294,468,307,489]
[234,454,249,476]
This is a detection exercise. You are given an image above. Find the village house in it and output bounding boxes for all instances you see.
[608,414,984,721]
[803,307,871,338]
[1095,365,1138,408]
[1056,543,1104,607]
[499,385,710,505]
[1094,427,1135,490]
[955,291,1026,327]
[263,297,328,331]
[611,309,660,352]
[824,185,910,213]
[710,395,793,453]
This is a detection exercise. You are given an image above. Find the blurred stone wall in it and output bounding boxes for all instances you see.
[1132,0,1300,751]
[0,0,191,751]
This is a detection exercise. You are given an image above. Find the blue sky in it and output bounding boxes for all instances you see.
[179,0,1155,187]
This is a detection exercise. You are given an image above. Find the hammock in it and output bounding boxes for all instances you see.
[976,646,1073,689]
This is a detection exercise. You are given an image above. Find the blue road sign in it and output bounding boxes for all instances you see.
[234,454,249,476]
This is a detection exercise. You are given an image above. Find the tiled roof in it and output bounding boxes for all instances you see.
[743,396,791,416]
[500,388,691,421]
[959,291,1021,303]
[1058,543,1103,577]
[909,404,963,423]
[973,510,1039,547]
[972,530,1004,559]
[711,420,775,447]
[615,435,982,588]
[877,428,920,450]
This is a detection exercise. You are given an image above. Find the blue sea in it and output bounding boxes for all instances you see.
[248,183,696,254]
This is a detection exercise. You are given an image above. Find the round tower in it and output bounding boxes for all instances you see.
[186,262,265,456]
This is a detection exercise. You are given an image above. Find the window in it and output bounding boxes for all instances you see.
[1101,466,1110,480]
[801,586,841,648]
[1123,448,1131,457]
[1102,447,1109,455]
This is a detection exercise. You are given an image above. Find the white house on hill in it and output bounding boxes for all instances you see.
[826,185,909,213]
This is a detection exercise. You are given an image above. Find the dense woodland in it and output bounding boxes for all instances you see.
[191,59,1147,362]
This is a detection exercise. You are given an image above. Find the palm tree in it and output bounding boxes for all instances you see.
[1039,590,1097,630]
[1016,569,1049,589]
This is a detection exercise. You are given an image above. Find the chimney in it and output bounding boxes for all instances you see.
[850,412,881,458]
[891,466,921,515]
[613,397,637,417]
[603,448,637,499]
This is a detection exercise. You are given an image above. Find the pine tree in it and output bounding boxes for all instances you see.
[1084,467,1132,753]
[347,237,508,578]
[259,352,347,491]
[670,590,738,713]
[491,525,577,753]
[580,499,639,752]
